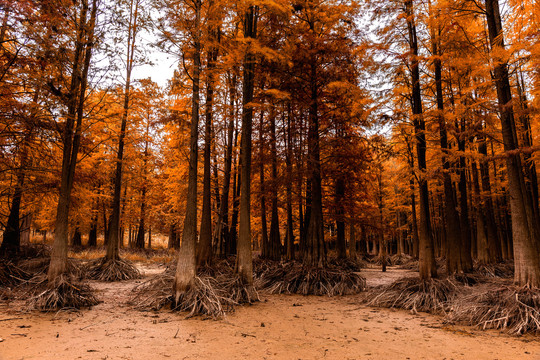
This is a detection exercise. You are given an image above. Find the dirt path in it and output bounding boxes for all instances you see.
[0,265,539,360]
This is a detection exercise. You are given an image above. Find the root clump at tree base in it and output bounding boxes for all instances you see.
[255,261,366,296]
[26,274,100,311]
[130,265,259,319]
[366,277,461,314]
[446,284,540,335]
[85,258,141,281]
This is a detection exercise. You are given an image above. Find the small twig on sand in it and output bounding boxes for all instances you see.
[0,317,23,322]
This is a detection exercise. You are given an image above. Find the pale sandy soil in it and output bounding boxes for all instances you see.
[0,264,539,360]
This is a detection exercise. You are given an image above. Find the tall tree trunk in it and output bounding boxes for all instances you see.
[472,160,489,263]
[515,73,539,222]
[410,178,419,258]
[107,0,139,261]
[335,177,346,259]
[269,105,281,260]
[215,73,236,257]
[237,6,258,286]
[285,104,295,261]
[197,39,218,266]
[71,227,82,247]
[405,0,436,279]
[485,0,540,286]
[431,25,462,274]
[349,224,357,259]
[457,118,473,272]
[303,21,325,268]
[48,0,97,284]
[259,110,269,258]
[478,128,501,262]
[174,0,201,301]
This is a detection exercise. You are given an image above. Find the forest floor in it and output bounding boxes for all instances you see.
[0,263,539,360]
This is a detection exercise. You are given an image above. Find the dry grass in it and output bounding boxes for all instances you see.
[255,261,366,296]
[70,247,176,264]
[85,258,141,281]
[446,283,540,335]
[26,274,100,311]
[367,277,461,314]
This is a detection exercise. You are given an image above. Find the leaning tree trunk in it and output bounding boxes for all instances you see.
[485,0,540,287]
[237,6,257,286]
[173,0,201,301]
[405,0,436,280]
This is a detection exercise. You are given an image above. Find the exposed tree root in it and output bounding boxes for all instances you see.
[131,262,256,318]
[171,276,236,319]
[446,284,540,335]
[26,274,100,311]
[17,257,84,279]
[217,273,259,304]
[256,262,366,296]
[390,254,416,267]
[253,258,282,278]
[327,257,366,272]
[372,254,392,267]
[450,273,481,286]
[399,259,419,270]
[85,258,141,281]
[0,260,31,286]
[474,262,514,279]
[367,277,461,314]
[130,272,174,311]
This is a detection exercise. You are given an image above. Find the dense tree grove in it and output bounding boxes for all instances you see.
[1,0,540,320]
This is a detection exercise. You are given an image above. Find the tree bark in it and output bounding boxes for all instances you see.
[405,0,436,279]
[285,104,295,261]
[174,0,201,301]
[48,0,97,284]
[237,6,258,286]
[259,110,269,258]
[269,105,281,260]
[484,0,540,286]
[215,73,236,257]
[197,38,218,266]
[107,0,139,261]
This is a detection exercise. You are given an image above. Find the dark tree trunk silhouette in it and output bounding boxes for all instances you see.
[405,0,436,280]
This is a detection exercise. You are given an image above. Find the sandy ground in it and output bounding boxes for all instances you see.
[0,264,539,360]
